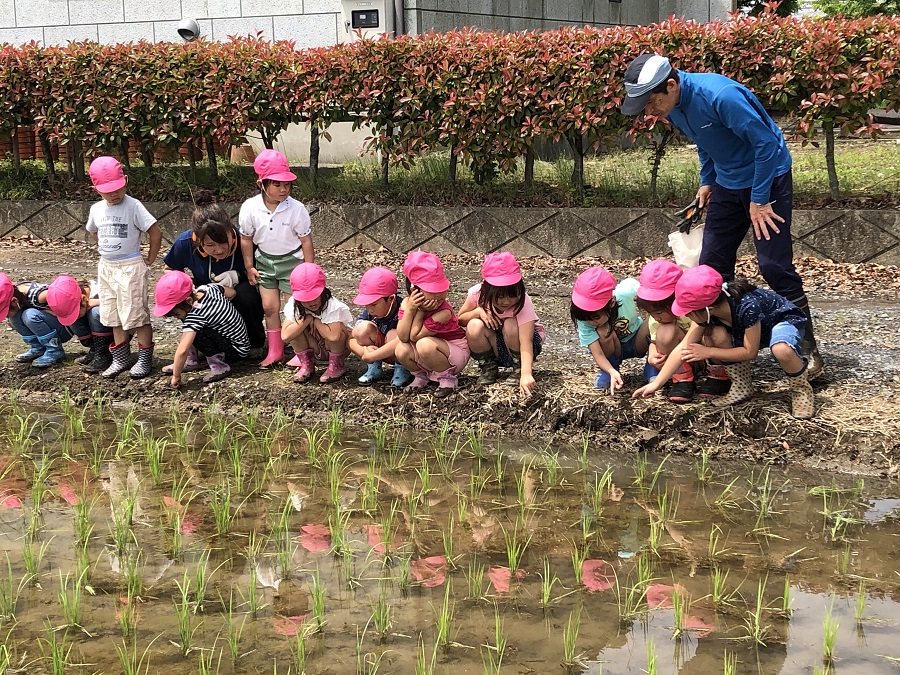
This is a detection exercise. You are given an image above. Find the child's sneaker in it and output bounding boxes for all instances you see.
[666,363,695,404]
[697,363,731,397]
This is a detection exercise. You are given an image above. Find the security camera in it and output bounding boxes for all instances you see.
[177,18,201,42]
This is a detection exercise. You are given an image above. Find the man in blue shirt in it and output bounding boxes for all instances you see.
[620,53,823,381]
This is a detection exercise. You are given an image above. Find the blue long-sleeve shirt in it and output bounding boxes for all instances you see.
[667,71,792,205]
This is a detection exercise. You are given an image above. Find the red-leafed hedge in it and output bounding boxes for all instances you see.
[1,12,899,186]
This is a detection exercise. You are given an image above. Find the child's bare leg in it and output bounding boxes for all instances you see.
[349,321,380,357]
[394,342,420,372]
[500,318,520,352]
[259,287,282,331]
[112,326,129,345]
[654,322,685,357]
[632,321,650,357]
[133,324,153,346]
[466,318,497,353]
[415,337,452,372]
[772,342,804,374]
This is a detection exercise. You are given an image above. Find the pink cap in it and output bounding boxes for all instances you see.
[47,275,83,326]
[402,251,450,294]
[89,156,126,193]
[253,149,297,182]
[481,252,522,286]
[571,267,616,311]
[153,271,194,317]
[671,265,725,316]
[637,259,683,302]
[0,273,13,322]
[290,263,327,302]
[354,266,399,305]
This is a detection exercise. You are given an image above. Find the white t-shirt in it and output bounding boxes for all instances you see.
[86,195,157,261]
[283,296,354,329]
[238,195,312,257]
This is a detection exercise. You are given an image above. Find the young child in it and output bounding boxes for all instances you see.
[282,263,353,384]
[45,275,114,373]
[570,266,652,394]
[239,150,314,369]
[635,260,694,403]
[5,274,111,370]
[153,271,250,387]
[633,265,814,419]
[348,266,412,387]
[395,251,470,398]
[458,252,544,397]
[86,156,162,378]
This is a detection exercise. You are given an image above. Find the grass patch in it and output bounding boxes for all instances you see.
[2,138,900,207]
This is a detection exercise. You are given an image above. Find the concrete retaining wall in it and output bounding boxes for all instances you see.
[0,201,897,265]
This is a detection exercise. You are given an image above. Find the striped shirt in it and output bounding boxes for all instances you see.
[181,284,249,356]
[23,282,51,311]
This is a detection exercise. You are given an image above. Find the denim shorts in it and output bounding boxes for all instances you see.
[769,322,803,359]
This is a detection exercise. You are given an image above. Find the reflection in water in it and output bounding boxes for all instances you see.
[0,400,897,674]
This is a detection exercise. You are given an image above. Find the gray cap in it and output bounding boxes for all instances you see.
[622,54,672,115]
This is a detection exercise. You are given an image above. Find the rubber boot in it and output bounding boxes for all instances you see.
[74,337,96,366]
[358,360,384,385]
[320,351,348,383]
[405,370,430,392]
[643,359,661,383]
[202,353,231,383]
[666,362,696,404]
[785,367,814,419]
[471,349,499,385]
[293,349,315,383]
[84,334,113,374]
[163,346,200,374]
[434,368,458,398]
[260,329,284,369]
[130,343,154,379]
[102,341,132,379]
[391,363,413,387]
[790,295,824,381]
[15,335,44,363]
[32,333,66,368]
[712,362,753,407]
[697,362,731,397]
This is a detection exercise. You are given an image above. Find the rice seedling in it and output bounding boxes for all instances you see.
[116,405,140,455]
[0,644,10,675]
[226,440,246,493]
[539,558,561,607]
[747,467,785,526]
[433,583,455,651]
[542,448,561,488]
[397,552,412,594]
[441,516,456,565]
[386,436,411,471]
[480,604,507,675]
[655,487,680,526]
[695,449,716,484]
[835,544,852,576]
[310,567,326,632]
[671,586,691,639]
[206,417,234,455]
[326,451,348,512]
[174,571,198,655]
[415,632,437,675]
[198,647,223,675]
[0,554,27,620]
[38,621,71,675]
[711,476,741,513]
[114,636,157,675]
[329,508,352,556]
[123,550,143,602]
[562,605,583,670]
[167,406,193,449]
[500,522,532,573]
[646,638,657,675]
[415,455,432,501]
[369,582,393,642]
[739,577,773,647]
[514,462,532,519]
[22,532,51,585]
[577,434,590,474]
[111,494,137,559]
[88,434,109,479]
[456,491,469,524]
[89,388,107,419]
[494,452,505,488]
[779,575,793,618]
[210,483,238,536]
[613,573,646,626]
[239,403,263,440]
[194,549,213,613]
[6,411,39,454]
[723,651,737,675]
[361,454,379,512]
[327,405,343,447]
[119,597,138,638]
[710,566,740,609]
[465,422,486,461]
[58,568,87,628]
[571,543,589,585]
[224,611,246,664]
[707,524,730,562]
[469,465,489,501]
[465,558,487,600]
[289,626,309,675]
[823,599,839,664]
[142,436,166,486]
[648,517,665,555]
[247,563,260,617]
[855,578,867,626]
[370,419,391,451]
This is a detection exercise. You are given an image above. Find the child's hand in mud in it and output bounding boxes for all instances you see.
[170,375,182,389]
[608,370,624,395]
[519,373,536,398]
[632,381,660,399]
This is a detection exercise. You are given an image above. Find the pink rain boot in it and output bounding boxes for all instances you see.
[202,353,231,383]
[163,345,200,374]
[293,349,315,383]
[320,351,348,384]
[260,329,284,369]
[404,370,431,393]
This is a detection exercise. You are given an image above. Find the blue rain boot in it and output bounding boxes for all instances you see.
[391,363,413,387]
[358,360,384,385]
[594,353,622,389]
[643,359,660,383]
[15,335,45,363]
[32,333,65,368]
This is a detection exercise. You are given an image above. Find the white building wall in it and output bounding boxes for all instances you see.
[0,0,342,46]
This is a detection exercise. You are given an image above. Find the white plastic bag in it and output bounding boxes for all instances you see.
[668,224,704,269]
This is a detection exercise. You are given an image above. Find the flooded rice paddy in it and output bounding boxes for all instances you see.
[0,389,899,674]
